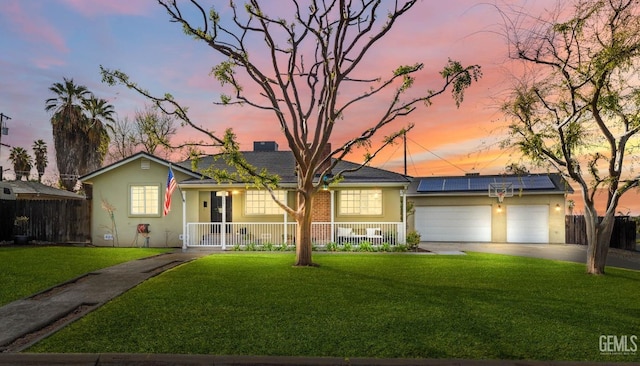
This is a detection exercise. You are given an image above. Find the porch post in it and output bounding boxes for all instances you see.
[182,191,187,251]
[401,189,407,244]
[220,191,227,250]
[330,190,335,243]
[283,210,288,246]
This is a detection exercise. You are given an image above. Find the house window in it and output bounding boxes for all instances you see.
[130,185,160,216]
[245,190,286,215]
[339,189,382,215]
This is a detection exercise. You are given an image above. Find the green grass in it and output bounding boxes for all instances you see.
[0,246,169,306]
[30,253,640,362]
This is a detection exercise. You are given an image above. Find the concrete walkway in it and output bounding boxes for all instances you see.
[0,249,212,353]
[419,242,640,271]
[0,244,638,365]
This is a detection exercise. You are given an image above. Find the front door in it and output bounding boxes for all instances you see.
[211,192,232,224]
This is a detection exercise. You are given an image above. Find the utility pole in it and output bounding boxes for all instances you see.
[403,129,407,176]
[0,113,11,181]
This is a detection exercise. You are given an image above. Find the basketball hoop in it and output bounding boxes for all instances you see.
[489,182,513,203]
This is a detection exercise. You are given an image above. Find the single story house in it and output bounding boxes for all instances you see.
[406,173,573,244]
[80,142,573,248]
[80,142,410,248]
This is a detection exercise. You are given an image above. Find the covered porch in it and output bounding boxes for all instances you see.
[179,182,409,250]
[184,221,406,249]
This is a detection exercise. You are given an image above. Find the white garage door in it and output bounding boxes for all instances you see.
[507,205,549,243]
[414,206,492,242]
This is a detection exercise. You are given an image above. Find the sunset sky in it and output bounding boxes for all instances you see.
[1,0,638,214]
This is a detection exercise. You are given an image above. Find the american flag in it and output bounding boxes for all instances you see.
[163,166,177,216]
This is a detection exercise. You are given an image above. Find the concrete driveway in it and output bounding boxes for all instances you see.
[419,242,640,271]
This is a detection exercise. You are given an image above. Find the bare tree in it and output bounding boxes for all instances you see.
[501,0,640,274]
[106,116,138,163]
[107,105,177,162]
[133,104,177,157]
[102,0,481,266]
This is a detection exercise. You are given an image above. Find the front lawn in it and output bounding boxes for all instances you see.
[30,253,640,362]
[0,246,169,306]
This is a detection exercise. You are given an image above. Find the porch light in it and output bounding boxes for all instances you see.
[321,175,330,191]
[497,205,502,213]
[555,203,561,212]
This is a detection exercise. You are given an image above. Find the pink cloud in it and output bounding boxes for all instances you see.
[60,0,153,17]
[3,0,68,54]
[33,55,66,70]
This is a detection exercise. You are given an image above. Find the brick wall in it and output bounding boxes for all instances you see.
[312,190,331,222]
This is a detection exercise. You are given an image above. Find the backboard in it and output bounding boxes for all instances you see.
[488,182,514,203]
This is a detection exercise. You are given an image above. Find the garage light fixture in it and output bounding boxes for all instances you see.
[555,203,561,212]
[497,205,502,213]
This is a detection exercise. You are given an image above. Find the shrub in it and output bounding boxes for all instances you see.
[341,242,353,252]
[406,230,421,251]
[263,242,275,251]
[393,244,408,252]
[357,241,374,252]
[325,242,339,252]
[380,242,392,252]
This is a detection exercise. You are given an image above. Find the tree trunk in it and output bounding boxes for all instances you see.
[584,205,614,275]
[53,130,82,191]
[294,187,315,267]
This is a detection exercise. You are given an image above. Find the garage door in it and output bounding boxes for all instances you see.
[414,206,492,242]
[507,205,549,243]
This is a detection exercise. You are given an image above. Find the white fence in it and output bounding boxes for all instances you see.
[185,222,405,249]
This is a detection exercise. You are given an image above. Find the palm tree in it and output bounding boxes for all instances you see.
[9,147,32,181]
[82,95,115,173]
[45,78,91,191]
[32,139,48,182]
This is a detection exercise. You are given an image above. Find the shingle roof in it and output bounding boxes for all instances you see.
[176,151,410,186]
[80,151,203,182]
[6,181,85,200]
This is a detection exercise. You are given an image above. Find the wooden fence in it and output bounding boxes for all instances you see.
[0,199,91,243]
[565,215,637,250]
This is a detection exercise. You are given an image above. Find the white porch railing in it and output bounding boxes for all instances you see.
[185,222,405,249]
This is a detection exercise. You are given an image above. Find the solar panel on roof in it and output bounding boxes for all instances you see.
[521,175,555,189]
[417,175,557,193]
[417,179,445,192]
[469,177,493,190]
[443,178,468,191]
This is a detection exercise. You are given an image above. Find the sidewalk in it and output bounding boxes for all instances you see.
[0,352,636,366]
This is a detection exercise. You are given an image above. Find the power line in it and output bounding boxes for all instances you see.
[407,137,468,174]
